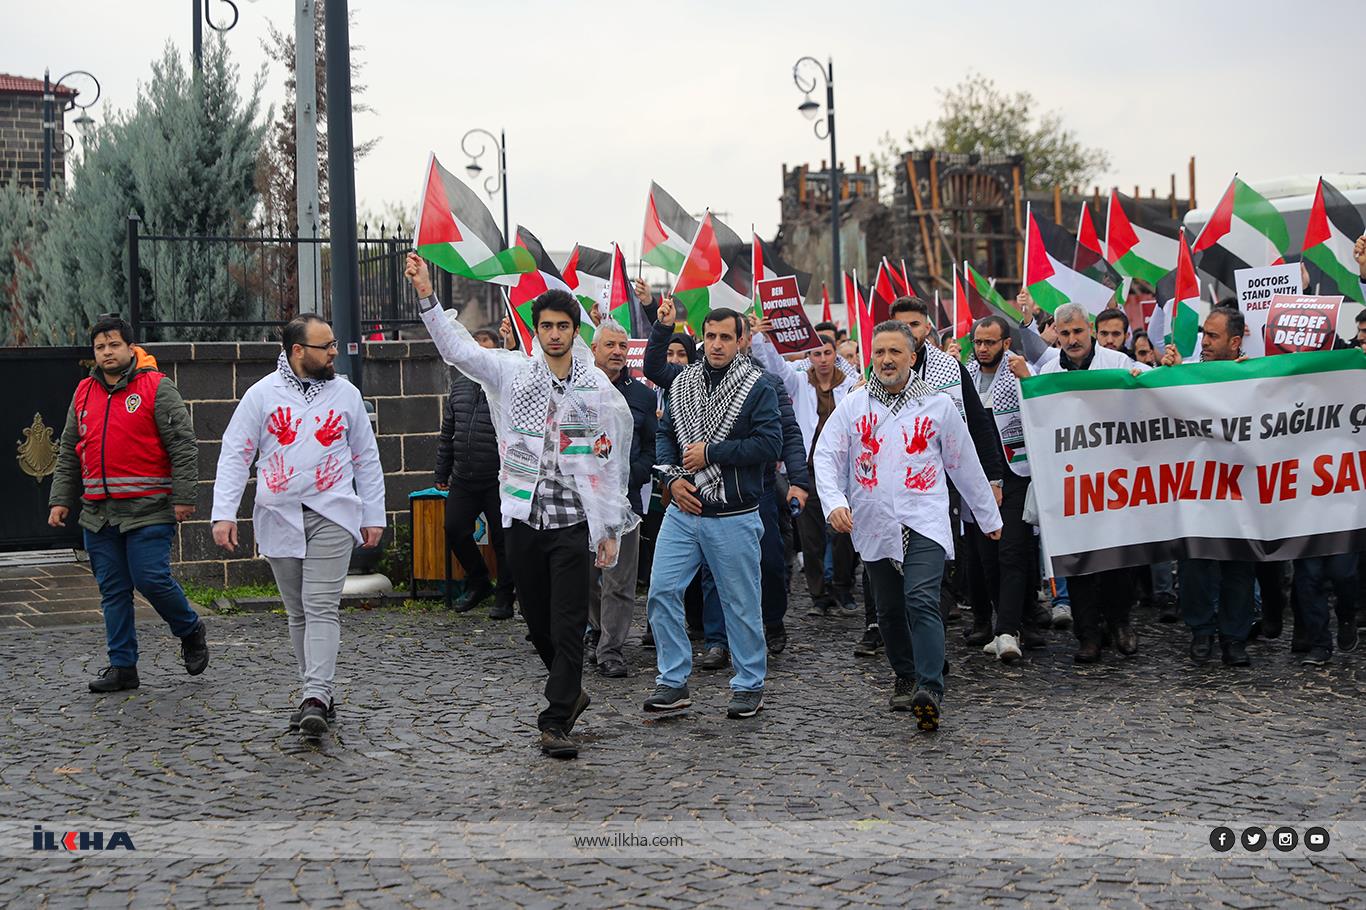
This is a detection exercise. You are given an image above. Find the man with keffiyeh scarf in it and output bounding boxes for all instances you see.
[642,307,783,721]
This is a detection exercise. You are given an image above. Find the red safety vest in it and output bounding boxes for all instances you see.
[74,360,173,501]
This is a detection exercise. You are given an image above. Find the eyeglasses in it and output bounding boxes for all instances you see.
[972,338,1003,346]
[300,341,339,351]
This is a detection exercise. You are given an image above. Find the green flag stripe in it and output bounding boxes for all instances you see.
[1113,250,1168,286]
[644,246,687,274]
[1304,244,1366,304]
[1233,179,1291,250]
[1020,349,1364,399]
[1027,280,1070,314]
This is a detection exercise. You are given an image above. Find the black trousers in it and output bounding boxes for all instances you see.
[1069,567,1135,646]
[505,520,590,731]
[966,472,1037,635]
[798,486,855,602]
[444,479,513,604]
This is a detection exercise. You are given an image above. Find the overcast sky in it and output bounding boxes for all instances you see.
[7,0,1363,257]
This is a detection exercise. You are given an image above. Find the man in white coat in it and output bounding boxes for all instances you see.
[814,321,1002,732]
[212,314,386,738]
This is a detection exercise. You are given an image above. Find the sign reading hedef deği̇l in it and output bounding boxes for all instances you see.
[757,276,821,354]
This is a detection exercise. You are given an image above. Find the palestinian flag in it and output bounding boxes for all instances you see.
[672,211,752,335]
[870,259,902,323]
[607,243,635,334]
[415,153,534,286]
[751,233,812,313]
[1075,204,1122,291]
[508,226,573,350]
[1301,177,1366,304]
[965,261,1050,365]
[852,274,874,376]
[1024,204,1116,316]
[843,272,870,343]
[821,283,832,324]
[563,244,612,319]
[1105,189,1180,287]
[1191,175,1289,293]
[1170,228,1205,358]
[641,182,698,274]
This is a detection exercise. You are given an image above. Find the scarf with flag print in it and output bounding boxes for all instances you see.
[664,354,763,504]
[965,356,1030,477]
[865,371,938,568]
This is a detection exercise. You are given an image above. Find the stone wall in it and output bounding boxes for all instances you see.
[0,93,65,191]
[140,340,450,586]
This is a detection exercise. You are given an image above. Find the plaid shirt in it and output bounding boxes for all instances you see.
[526,376,587,530]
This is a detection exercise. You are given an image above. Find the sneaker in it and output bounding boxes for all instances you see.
[889,676,915,711]
[964,622,994,647]
[1301,647,1332,667]
[807,595,834,617]
[982,635,999,655]
[453,577,494,613]
[765,624,787,655]
[180,623,209,676]
[995,633,1022,663]
[1338,621,1359,654]
[910,687,942,732]
[726,689,764,719]
[643,684,691,712]
[699,646,729,671]
[584,629,601,665]
[88,665,139,693]
[567,690,592,733]
[834,591,860,615]
[853,625,883,657]
[1221,639,1250,667]
[289,700,337,732]
[539,727,578,759]
[1051,604,1073,629]
[298,698,330,737]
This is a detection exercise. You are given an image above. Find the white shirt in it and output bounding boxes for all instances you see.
[211,371,386,558]
[1038,343,1145,375]
[813,386,1003,563]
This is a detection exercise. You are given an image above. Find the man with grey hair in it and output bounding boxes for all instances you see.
[585,316,656,677]
[814,320,1002,731]
[1038,302,1146,664]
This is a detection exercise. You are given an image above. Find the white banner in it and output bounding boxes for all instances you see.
[1234,263,1301,358]
[1020,350,1366,576]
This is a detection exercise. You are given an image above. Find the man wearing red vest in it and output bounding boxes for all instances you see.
[48,316,208,693]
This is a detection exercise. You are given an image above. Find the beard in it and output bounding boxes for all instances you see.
[977,350,1004,370]
[304,361,336,381]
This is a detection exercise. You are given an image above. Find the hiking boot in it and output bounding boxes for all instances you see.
[454,577,494,613]
[643,684,691,712]
[539,727,578,759]
[567,690,592,733]
[964,621,994,648]
[1221,639,1250,667]
[180,622,209,676]
[699,646,729,671]
[910,687,942,732]
[298,698,330,737]
[765,624,787,655]
[1189,632,1215,663]
[1301,647,1332,667]
[88,665,139,694]
[726,689,764,719]
[853,625,883,657]
[289,700,337,732]
[889,676,915,711]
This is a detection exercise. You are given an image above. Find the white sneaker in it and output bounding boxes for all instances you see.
[995,633,1022,663]
[982,635,999,655]
[1051,605,1073,629]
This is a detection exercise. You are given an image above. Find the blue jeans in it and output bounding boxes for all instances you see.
[1052,576,1070,608]
[702,490,789,647]
[1151,561,1176,598]
[84,522,201,668]
[1180,558,1254,642]
[1293,553,1358,653]
[648,507,766,692]
[864,529,947,696]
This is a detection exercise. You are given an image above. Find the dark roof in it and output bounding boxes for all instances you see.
[0,73,78,97]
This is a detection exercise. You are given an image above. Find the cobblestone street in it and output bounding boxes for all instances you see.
[1,587,1363,907]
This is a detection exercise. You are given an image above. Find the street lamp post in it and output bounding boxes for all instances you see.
[461,127,509,244]
[42,69,101,193]
[793,56,839,304]
[193,0,240,72]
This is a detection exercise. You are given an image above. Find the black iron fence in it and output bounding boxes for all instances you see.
[125,214,463,342]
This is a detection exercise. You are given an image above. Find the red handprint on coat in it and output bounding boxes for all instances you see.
[315,453,344,492]
[266,407,302,445]
[905,462,938,491]
[262,452,295,493]
[240,438,256,466]
[904,417,936,455]
[314,409,346,447]
[854,413,881,490]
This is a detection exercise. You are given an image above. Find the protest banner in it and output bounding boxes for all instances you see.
[1264,294,1343,355]
[624,338,656,389]
[756,276,822,354]
[1234,264,1301,357]
[1019,349,1366,576]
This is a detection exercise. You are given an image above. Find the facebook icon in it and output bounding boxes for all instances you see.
[1209,826,1235,852]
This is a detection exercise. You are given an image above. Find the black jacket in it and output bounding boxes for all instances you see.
[915,356,1004,483]
[614,371,658,516]
[435,371,500,484]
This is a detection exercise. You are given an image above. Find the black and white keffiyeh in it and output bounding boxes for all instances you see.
[277,351,327,404]
[666,354,763,503]
[865,373,936,417]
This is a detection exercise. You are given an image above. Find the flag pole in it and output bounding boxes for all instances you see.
[1023,201,1032,293]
